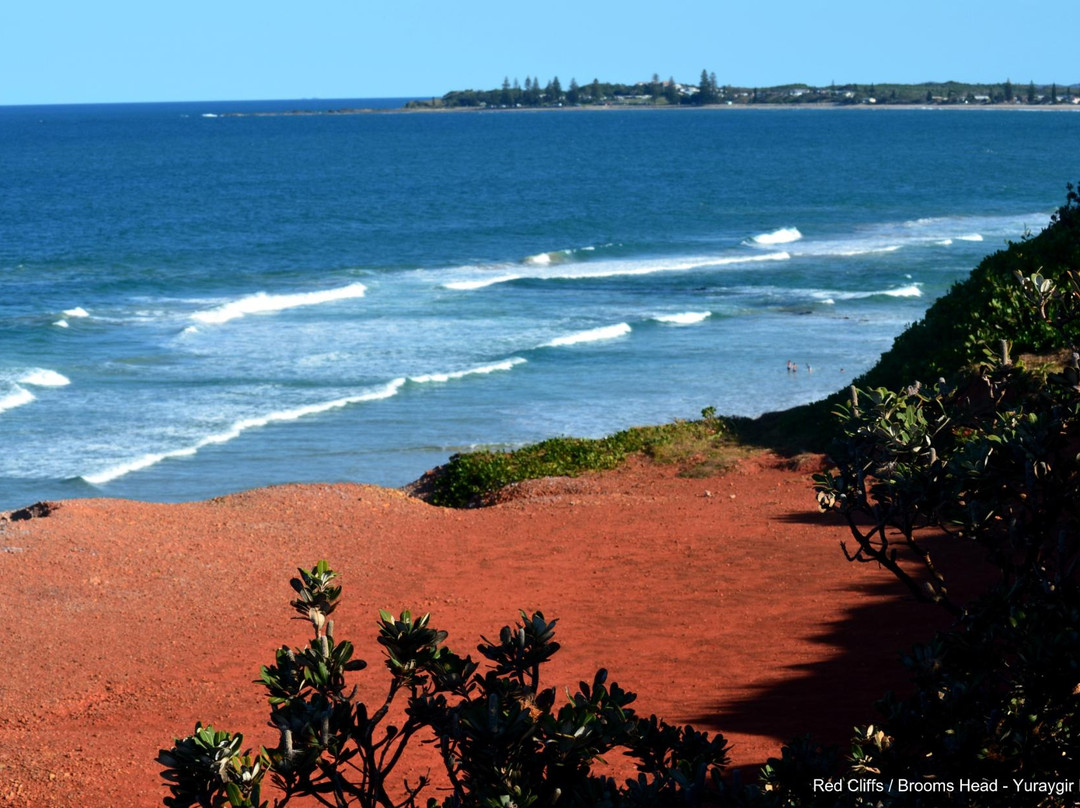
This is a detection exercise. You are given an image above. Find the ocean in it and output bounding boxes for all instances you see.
[2,100,1078,509]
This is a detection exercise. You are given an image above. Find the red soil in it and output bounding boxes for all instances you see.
[0,453,963,806]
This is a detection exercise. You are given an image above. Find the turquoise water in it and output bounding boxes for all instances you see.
[2,101,1078,508]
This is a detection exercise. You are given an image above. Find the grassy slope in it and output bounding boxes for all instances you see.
[428,187,1080,507]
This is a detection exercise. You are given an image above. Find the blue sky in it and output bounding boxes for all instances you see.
[3,0,1077,105]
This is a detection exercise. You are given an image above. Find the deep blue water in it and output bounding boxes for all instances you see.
[2,100,1078,508]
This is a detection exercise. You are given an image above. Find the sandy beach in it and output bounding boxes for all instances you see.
[0,452,976,806]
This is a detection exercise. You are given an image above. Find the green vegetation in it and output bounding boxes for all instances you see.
[406,76,1079,110]
[798,266,1080,803]
[160,562,734,807]
[428,409,745,508]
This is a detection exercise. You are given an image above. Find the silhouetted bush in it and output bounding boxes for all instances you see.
[160,562,734,807]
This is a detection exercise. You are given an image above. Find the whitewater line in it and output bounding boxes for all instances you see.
[442,252,791,291]
[408,357,526,384]
[80,354,532,485]
[542,323,632,347]
[81,378,406,485]
[192,282,368,324]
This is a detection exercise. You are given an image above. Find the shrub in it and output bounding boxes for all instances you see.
[815,270,1080,613]
[159,562,734,808]
[795,265,1080,805]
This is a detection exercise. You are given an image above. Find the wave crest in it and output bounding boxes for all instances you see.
[0,386,35,414]
[443,251,789,291]
[653,312,711,325]
[751,227,803,245]
[543,323,631,347]
[81,378,405,485]
[19,368,71,387]
[192,282,368,324]
[409,357,526,384]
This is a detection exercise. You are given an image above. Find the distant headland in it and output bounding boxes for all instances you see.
[215,75,1080,117]
[405,73,1080,110]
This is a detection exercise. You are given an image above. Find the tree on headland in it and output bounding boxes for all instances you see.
[1051,82,1058,104]
[1004,77,1014,102]
[1028,80,1036,104]
[567,77,579,105]
[547,76,563,104]
[525,76,541,105]
[694,68,718,105]
[665,75,679,104]
[590,77,601,102]
[649,72,661,102]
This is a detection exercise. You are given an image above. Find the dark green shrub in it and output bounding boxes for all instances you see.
[816,270,1080,613]
[797,262,1080,805]
[160,562,734,808]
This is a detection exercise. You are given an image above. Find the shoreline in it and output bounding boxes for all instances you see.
[218,102,1080,118]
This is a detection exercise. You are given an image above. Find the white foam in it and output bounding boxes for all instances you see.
[543,323,632,347]
[751,227,803,245]
[882,284,923,297]
[785,210,1049,259]
[192,282,368,324]
[18,369,71,387]
[653,311,711,325]
[81,378,405,485]
[0,386,35,414]
[525,252,553,265]
[409,357,526,384]
[443,274,522,290]
[812,284,923,301]
[53,320,69,328]
[442,252,790,290]
[833,245,902,257]
[63,307,90,318]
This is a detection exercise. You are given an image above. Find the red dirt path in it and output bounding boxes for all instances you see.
[0,453,959,806]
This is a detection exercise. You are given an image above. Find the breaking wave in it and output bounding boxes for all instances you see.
[750,227,803,245]
[809,284,923,302]
[652,312,711,325]
[542,323,632,347]
[19,369,71,387]
[409,357,526,384]
[79,355,530,485]
[192,282,368,324]
[81,378,407,485]
[444,274,523,291]
[442,252,790,290]
[0,386,35,414]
